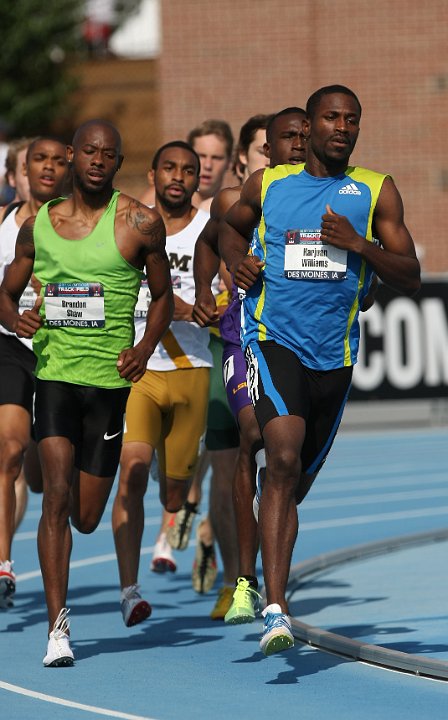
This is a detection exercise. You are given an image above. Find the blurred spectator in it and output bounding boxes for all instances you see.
[3,138,35,207]
[187,119,234,211]
[83,0,117,56]
[0,119,13,206]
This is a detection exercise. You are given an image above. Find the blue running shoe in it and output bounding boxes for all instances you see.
[260,603,294,656]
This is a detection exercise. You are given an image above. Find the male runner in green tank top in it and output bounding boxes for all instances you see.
[0,119,174,667]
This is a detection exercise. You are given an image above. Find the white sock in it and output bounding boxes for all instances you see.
[255,448,266,471]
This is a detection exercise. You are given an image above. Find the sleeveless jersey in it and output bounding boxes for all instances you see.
[242,164,387,370]
[134,208,213,371]
[0,207,36,351]
[33,190,142,388]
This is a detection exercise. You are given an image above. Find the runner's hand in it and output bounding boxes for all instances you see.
[320,205,360,251]
[234,255,264,291]
[117,346,149,383]
[15,296,43,338]
[173,295,194,322]
[193,288,219,327]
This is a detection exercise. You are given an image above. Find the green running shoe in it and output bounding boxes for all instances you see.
[224,577,261,624]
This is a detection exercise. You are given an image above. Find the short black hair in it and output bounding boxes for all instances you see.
[266,107,306,143]
[25,136,67,164]
[306,85,362,120]
[72,120,122,154]
[152,141,201,175]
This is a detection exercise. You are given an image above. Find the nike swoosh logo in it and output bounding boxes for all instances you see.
[104,430,122,441]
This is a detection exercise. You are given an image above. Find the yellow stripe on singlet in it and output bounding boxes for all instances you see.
[342,166,388,365]
[161,329,194,369]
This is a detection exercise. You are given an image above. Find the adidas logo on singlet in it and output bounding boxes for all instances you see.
[339,182,361,195]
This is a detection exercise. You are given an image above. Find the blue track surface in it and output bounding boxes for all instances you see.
[1,428,448,719]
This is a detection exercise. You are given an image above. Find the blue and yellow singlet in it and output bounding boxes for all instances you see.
[241,164,388,370]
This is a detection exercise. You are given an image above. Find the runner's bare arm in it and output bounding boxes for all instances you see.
[219,170,263,291]
[321,177,420,296]
[193,187,241,326]
[193,217,220,326]
[0,218,43,337]
[117,201,174,381]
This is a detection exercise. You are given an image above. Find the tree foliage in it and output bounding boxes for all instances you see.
[0,0,83,136]
[0,0,143,137]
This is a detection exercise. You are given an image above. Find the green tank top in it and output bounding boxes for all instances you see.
[33,190,142,388]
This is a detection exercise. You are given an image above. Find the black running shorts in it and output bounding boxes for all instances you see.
[245,340,353,475]
[0,333,36,413]
[34,378,130,477]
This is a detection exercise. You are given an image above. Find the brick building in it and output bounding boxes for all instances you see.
[69,57,159,197]
[158,0,447,272]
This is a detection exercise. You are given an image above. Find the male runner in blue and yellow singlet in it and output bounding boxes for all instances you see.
[220,85,421,656]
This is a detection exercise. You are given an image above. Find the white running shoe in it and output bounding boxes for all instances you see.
[120,584,152,627]
[0,560,16,608]
[260,603,294,656]
[43,608,74,667]
[151,533,177,573]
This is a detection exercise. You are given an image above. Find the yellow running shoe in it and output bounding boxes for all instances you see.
[210,586,234,620]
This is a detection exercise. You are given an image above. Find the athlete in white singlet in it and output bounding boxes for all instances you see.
[112,141,213,627]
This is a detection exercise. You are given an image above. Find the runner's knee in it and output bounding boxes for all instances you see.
[267,445,301,482]
[0,437,26,478]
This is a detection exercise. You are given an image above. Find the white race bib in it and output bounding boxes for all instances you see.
[44,282,105,328]
[135,277,150,319]
[284,229,347,281]
[19,284,37,311]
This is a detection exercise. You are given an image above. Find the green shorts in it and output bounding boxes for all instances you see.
[205,334,239,451]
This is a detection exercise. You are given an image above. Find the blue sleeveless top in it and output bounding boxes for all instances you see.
[241,164,387,370]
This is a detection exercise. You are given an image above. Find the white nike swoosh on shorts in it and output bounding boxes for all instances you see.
[103,430,122,441]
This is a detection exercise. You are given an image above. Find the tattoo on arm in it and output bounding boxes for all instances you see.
[126,200,165,247]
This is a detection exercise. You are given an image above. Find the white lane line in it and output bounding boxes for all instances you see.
[0,680,158,720]
[310,472,448,495]
[316,466,446,490]
[23,501,163,520]
[17,545,154,581]
[301,505,448,530]
[16,506,448,562]
[15,517,161,541]
[16,505,448,580]
[16,490,448,544]
[304,487,448,509]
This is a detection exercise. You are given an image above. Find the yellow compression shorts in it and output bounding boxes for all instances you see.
[123,367,210,480]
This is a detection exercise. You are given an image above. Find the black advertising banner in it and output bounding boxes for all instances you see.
[350,278,448,401]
